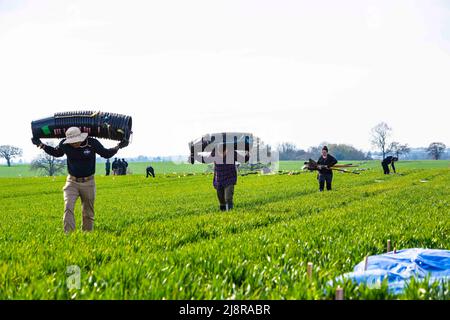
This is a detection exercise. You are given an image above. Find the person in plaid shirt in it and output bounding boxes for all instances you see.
[212,144,248,211]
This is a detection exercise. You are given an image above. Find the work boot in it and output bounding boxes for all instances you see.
[219,205,226,211]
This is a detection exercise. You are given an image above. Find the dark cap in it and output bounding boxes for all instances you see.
[322,146,328,151]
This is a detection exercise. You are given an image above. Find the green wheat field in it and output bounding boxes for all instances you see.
[0,160,449,299]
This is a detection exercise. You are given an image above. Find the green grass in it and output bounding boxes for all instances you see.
[1,160,449,177]
[0,164,33,177]
[278,160,450,171]
[0,162,209,177]
[108,161,210,176]
[0,163,448,299]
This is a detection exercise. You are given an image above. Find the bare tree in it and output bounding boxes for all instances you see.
[388,142,410,158]
[277,142,297,160]
[426,142,446,160]
[30,144,66,176]
[0,145,23,167]
[370,122,392,159]
[278,142,297,154]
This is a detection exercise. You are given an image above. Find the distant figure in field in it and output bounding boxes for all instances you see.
[105,158,111,176]
[112,158,118,175]
[381,156,398,174]
[117,159,123,175]
[317,146,338,192]
[122,158,128,175]
[146,165,155,178]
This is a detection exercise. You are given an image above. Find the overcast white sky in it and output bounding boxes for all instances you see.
[0,0,449,162]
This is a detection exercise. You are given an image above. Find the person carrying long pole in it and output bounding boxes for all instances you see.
[317,146,338,192]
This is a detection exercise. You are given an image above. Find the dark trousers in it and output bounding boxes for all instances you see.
[382,162,390,174]
[318,173,333,191]
[216,185,235,211]
[146,167,155,178]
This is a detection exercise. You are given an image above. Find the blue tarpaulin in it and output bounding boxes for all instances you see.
[335,248,450,294]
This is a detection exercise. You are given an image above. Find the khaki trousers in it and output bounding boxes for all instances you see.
[63,176,96,233]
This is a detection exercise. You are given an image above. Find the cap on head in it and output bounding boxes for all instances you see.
[63,127,88,144]
[322,146,328,152]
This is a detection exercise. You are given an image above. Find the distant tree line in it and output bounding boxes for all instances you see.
[1,125,448,168]
[369,122,447,160]
[277,142,369,161]
[371,146,449,160]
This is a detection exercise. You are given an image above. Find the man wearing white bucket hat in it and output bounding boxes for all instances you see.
[33,127,127,233]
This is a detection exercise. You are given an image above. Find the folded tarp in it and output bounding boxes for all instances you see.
[334,248,450,294]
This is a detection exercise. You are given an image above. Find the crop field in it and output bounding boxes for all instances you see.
[0,161,209,178]
[1,160,449,178]
[0,161,449,299]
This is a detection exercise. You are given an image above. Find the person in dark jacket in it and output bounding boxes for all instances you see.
[111,158,118,175]
[146,165,155,178]
[116,159,123,175]
[105,158,111,176]
[317,146,338,192]
[122,158,128,175]
[381,156,398,174]
[31,127,126,233]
